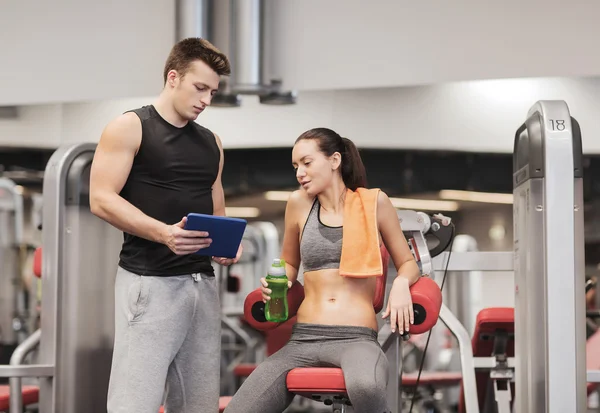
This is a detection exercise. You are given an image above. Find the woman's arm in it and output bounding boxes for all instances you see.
[377,191,421,284]
[377,190,421,334]
[261,190,308,302]
[280,191,304,283]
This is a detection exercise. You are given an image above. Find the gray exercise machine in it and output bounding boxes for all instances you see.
[412,100,597,412]
[0,178,27,354]
[513,100,588,412]
[0,143,122,412]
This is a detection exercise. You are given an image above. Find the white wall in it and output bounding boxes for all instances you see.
[2,76,598,153]
[0,0,173,106]
[329,76,600,153]
[2,1,600,106]
[0,105,63,148]
[272,1,600,91]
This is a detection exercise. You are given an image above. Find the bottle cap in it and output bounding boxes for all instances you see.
[268,258,287,277]
[272,258,286,267]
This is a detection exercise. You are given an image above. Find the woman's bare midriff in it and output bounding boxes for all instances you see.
[296,268,379,331]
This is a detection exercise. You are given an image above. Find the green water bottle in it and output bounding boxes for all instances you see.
[264,258,289,322]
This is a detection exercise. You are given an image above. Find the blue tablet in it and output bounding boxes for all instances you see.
[184,213,247,258]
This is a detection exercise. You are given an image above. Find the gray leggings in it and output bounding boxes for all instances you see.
[224,323,391,413]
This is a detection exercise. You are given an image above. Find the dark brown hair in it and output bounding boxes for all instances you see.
[295,128,367,190]
[163,37,231,84]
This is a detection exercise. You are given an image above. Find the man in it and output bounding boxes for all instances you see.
[89,37,241,413]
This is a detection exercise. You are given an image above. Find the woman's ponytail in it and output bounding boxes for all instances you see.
[340,137,367,190]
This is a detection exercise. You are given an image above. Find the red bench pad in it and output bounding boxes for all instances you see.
[0,385,39,410]
[472,307,515,357]
[286,367,463,404]
[459,307,515,413]
[287,368,346,395]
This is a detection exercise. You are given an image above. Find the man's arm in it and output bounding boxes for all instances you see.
[89,112,167,241]
[89,113,211,255]
[210,133,242,264]
[261,190,303,302]
[211,133,226,217]
[377,191,420,285]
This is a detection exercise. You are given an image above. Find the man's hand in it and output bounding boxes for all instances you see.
[213,243,243,267]
[161,216,212,255]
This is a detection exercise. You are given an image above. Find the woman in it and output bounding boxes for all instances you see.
[224,128,420,413]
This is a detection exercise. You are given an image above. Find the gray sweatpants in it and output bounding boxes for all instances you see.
[224,323,391,413]
[107,266,221,413]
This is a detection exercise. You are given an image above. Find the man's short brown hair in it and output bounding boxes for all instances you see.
[163,38,231,83]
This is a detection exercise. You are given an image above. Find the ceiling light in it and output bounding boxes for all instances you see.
[225,207,260,218]
[265,191,459,211]
[264,191,292,201]
[439,190,513,204]
[389,197,459,212]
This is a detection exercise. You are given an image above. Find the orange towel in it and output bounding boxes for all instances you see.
[339,187,383,278]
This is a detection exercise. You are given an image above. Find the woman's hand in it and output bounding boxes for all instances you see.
[260,278,292,303]
[381,276,414,334]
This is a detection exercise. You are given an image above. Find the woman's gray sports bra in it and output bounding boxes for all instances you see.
[299,199,343,272]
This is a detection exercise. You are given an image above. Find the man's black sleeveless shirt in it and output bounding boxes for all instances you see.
[118,105,220,277]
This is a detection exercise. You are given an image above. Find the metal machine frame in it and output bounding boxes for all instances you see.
[0,143,123,413]
[0,178,26,348]
[419,100,597,412]
[513,100,587,412]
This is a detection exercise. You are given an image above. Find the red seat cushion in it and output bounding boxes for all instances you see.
[471,307,515,357]
[458,307,515,413]
[286,368,346,394]
[0,385,39,410]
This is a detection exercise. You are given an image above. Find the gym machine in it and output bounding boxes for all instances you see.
[513,100,588,412]
[0,178,27,368]
[406,100,598,412]
[0,143,123,412]
[237,211,451,413]
[242,250,443,413]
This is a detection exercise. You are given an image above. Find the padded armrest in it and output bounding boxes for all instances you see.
[408,276,443,335]
[243,282,305,331]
